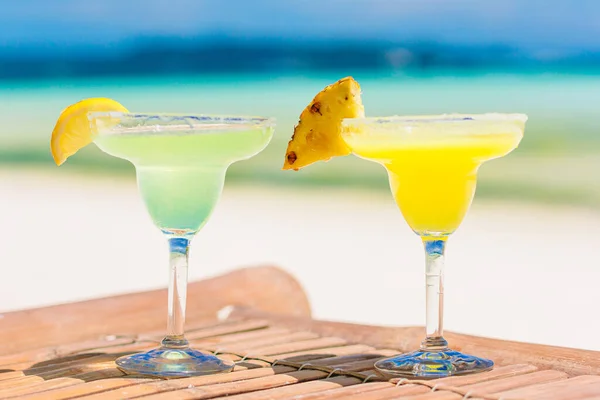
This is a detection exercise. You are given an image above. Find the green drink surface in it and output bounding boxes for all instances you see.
[94,127,273,232]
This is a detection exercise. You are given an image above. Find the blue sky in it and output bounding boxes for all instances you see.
[1,0,599,52]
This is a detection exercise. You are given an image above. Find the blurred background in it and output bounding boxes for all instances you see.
[1,0,600,350]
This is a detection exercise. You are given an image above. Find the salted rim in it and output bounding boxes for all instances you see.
[88,112,276,135]
[342,113,528,125]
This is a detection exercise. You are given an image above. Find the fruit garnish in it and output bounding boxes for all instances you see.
[50,98,128,166]
[282,76,365,170]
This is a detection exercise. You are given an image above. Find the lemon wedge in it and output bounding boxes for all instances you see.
[50,98,128,166]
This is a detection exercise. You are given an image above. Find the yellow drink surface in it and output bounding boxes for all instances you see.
[342,115,525,235]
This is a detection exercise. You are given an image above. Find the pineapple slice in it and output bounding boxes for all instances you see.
[283,76,364,170]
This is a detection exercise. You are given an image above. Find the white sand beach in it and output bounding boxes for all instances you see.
[1,167,599,351]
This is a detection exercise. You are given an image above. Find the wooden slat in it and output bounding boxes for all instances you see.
[233,360,273,370]
[301,353,391,368]
[17,378,152,400]
[222,376,362,400]
[65,367,126,381]
[287,382,393,400]
[70,342,155,356]
[39,336,140,357]
[136,319,243,341]
[207,331,321,353]
[136,370,332,400]
[192,327,292,347]
[0,360,119,384]
[0,369,129,399]
[311,385,402,400]
[246,337,348,357]
[359,370,380,380]
[0,376,78,398]
[0,351,105,370]
[496,375,600,400]
[0,376,45,391]
[275,344,376,360]
[327,357,390,373]
[398,370,567,400]
[0,371,30,382]
[0,337,140,369]
[4,354,120,379]
[0,348,62,367]
[169,319,272,341]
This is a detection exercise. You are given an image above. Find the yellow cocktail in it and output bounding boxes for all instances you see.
[342,113,527,378]
[342,114,526,235]
[278,76,529,378]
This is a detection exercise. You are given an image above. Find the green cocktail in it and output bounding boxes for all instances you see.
[95,120,271,232]
[90,113,274,377]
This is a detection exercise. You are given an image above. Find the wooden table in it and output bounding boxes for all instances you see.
[1,267,599,399]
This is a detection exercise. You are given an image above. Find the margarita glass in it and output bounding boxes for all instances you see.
[90,112,274,377]
[342,114,527,378]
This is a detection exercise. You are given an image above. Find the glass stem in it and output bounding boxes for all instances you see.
[162,236,191,349]
[421,236,449,351]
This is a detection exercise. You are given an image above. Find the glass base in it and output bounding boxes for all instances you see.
[374,349,493,379]
[116,346,234,378]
